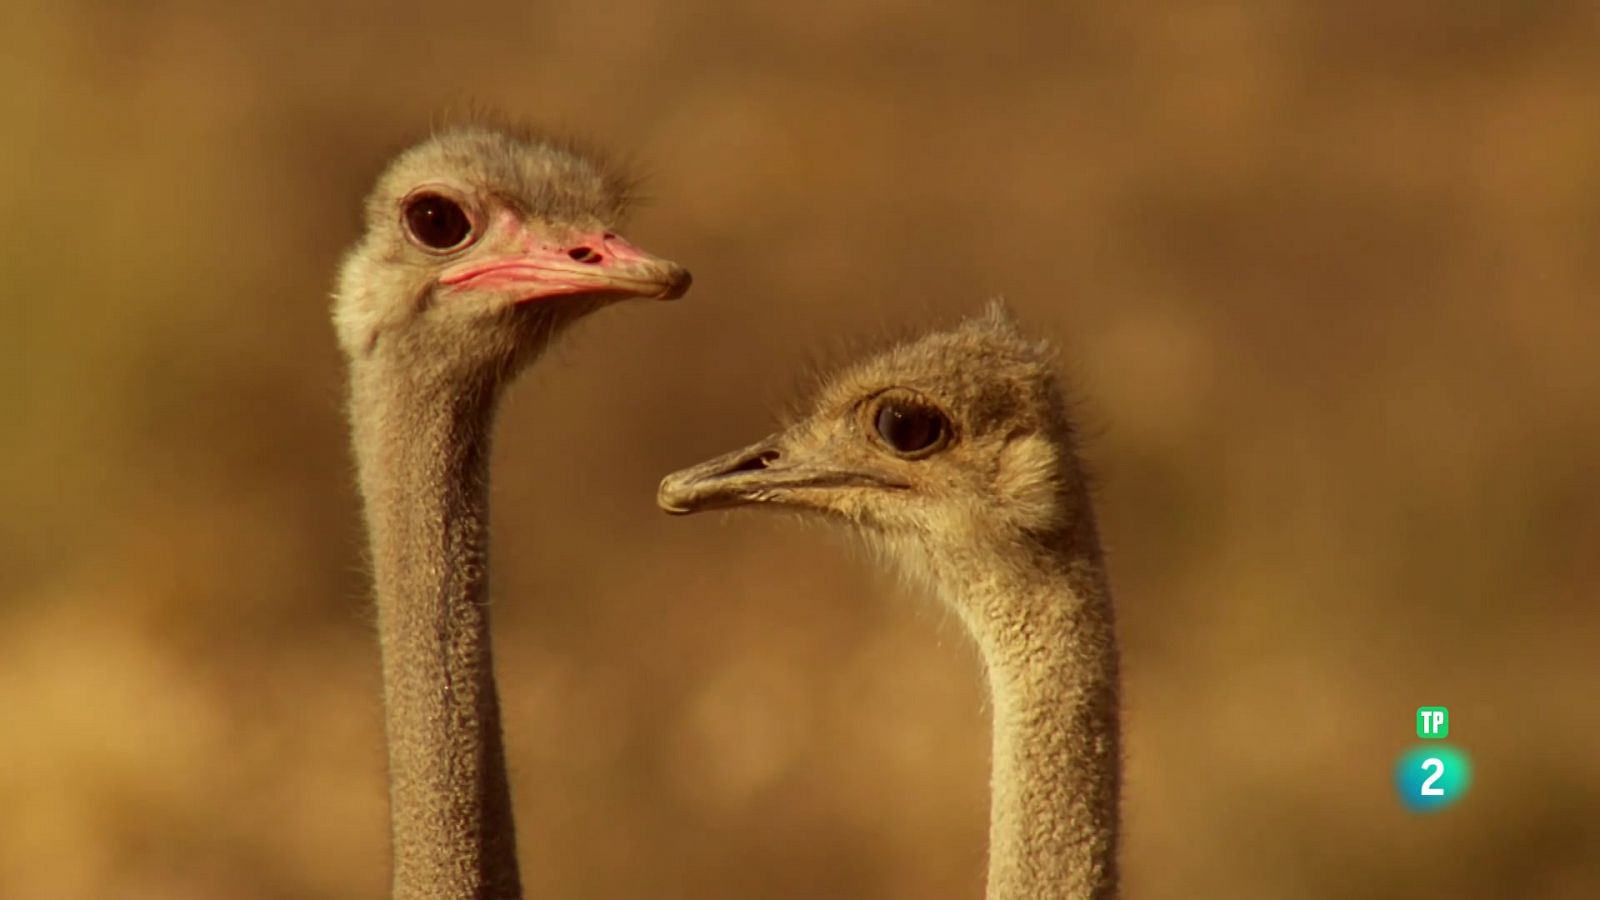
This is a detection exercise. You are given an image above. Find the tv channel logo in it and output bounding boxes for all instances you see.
[1396,706,1470,812]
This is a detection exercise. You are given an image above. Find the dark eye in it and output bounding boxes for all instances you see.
[874,402,950,456]
[403,193,472,250]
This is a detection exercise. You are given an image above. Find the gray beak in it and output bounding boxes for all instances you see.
[657,433,907,515]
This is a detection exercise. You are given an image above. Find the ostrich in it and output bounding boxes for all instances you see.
[658,303,1120,899]
[332,124,691,900]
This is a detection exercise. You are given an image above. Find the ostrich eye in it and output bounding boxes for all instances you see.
[874,402,950,456]
[403,194,472,250]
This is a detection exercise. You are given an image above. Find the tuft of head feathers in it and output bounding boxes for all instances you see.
[428,103,645,210]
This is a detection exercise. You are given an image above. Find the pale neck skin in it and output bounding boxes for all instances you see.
[348,357,522,900]
[913,518,1121,900]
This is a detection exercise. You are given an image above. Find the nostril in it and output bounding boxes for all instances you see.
[730,450,780,474]
[567,246,603,264]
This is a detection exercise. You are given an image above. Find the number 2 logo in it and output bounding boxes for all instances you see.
[1419,758,1445,796]
[1396,747,1470,811]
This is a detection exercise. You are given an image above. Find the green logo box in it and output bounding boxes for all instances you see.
[1416,706,1449,739]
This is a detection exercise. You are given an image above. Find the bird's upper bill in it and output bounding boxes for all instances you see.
[440,229,691,304]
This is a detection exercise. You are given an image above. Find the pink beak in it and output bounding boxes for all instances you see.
[440,231,692,302]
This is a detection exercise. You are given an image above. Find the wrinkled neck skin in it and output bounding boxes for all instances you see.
[348,350,522,900]
[892,508,1121,900]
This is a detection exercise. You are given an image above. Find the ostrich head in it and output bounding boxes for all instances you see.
[658,303,1085,566]
[332,125,691,379]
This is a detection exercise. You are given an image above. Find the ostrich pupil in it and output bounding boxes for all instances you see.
[876,403,946,454]
[405,194,471,249]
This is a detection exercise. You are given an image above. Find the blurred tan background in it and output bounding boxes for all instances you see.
[3,1,1598,898]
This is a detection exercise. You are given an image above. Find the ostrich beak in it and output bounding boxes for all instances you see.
[441,231,692,302]
[658,434,908,515]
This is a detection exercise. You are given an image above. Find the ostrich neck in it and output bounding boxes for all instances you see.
[943,542,1121,900]
[349,359,522,900]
